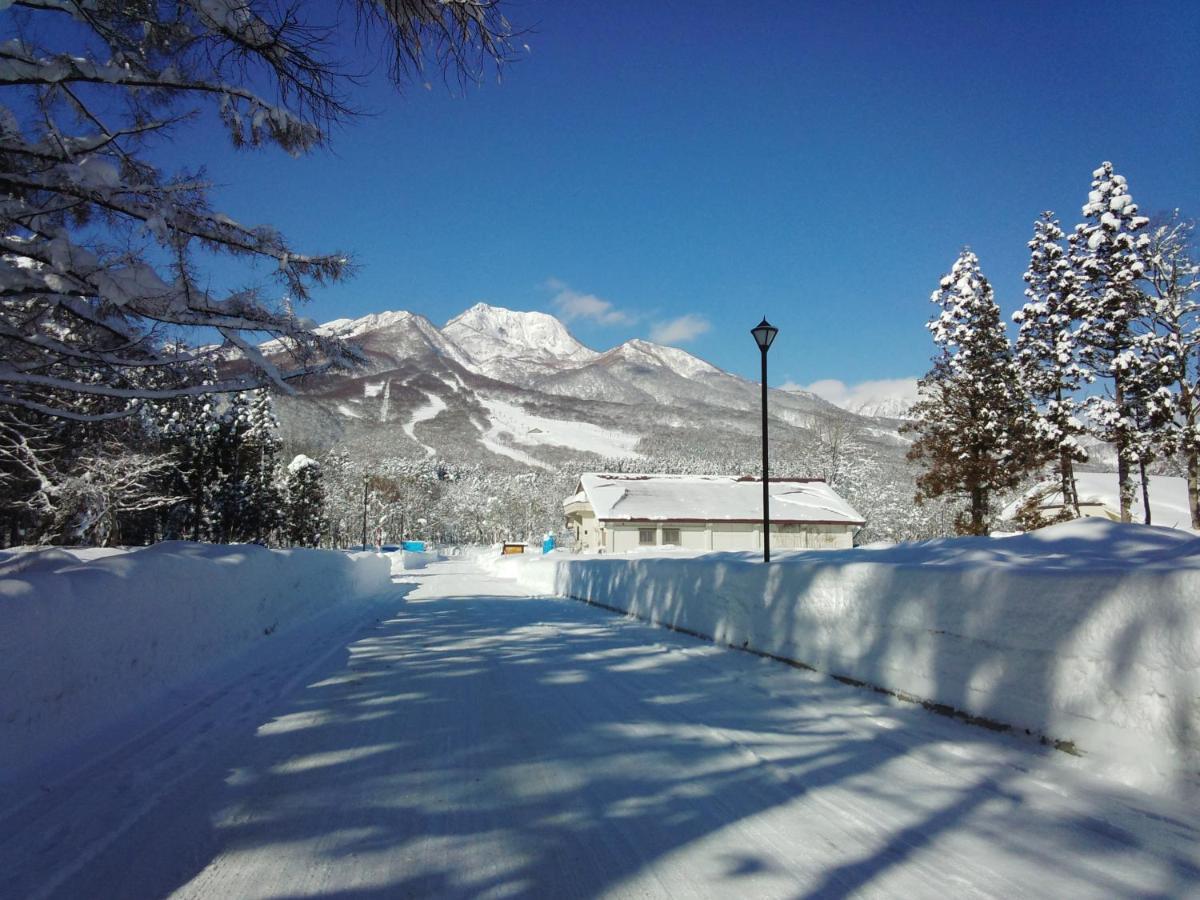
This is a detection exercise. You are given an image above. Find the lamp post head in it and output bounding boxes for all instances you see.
[751,317,778,352]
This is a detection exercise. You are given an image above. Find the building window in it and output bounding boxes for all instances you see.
[638,527,656,546]
[662,527,680,545]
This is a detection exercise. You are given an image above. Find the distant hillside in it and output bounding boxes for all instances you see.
[271,303,911,474]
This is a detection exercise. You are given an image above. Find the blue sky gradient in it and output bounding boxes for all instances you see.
[178,1,1199,388]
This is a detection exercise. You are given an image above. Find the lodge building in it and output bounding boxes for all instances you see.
[563,473,864,553]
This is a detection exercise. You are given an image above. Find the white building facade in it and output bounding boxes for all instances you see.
[563,473,865,553]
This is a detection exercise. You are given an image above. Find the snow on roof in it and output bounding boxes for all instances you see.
[1004,472,1195,531]
[570,473,865,526]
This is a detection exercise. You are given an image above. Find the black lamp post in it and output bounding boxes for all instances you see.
[751,318,778,562]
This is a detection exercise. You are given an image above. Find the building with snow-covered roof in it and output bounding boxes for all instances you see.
[564,473,865,553]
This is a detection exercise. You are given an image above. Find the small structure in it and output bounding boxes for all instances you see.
[563,473,864,553]
[501,542,527,555]
[1005,472,1195,531]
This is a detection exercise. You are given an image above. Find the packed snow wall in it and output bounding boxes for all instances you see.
[504,520,1200,787]
[0,542,391,781]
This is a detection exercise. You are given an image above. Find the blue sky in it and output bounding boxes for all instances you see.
[181,0,1199,394]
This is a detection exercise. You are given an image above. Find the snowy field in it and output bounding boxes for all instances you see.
[0,542,392,784]
[493,518,1200,790]
[2,559,1198,898]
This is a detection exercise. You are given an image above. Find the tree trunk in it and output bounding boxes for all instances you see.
[1060,448,1079,518]
[970,484,986,535]
[1115,374,1134,522]
[1184,389,1200,530]
[1055,386,1080,518]
[1188,445,1200,530]
[1139,458,1152,525]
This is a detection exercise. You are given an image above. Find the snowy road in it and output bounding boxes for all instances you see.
[5,559,1199,898]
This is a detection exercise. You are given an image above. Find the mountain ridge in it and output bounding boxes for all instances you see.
[269,303,905,473]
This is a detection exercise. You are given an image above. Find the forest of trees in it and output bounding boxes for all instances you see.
[906,162,1198,533]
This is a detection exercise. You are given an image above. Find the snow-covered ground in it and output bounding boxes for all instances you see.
[0,542,392,784]
[3,559,1195,898]
[492,519,1200,789]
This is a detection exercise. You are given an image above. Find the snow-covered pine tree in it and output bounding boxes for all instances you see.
[241,390,285,543]
[1144,213,1200,528]
[1,1,515,423]
[153,390,222,541]
[210,391,253,543]
[1012,212,1088,522]
[904,249,1035,535]
[1068,162,1155,522]
[285,455,327,548]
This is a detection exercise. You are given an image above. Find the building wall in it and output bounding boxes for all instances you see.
[565,508,601,551]
[710,522,761,551]
[601,521,855,552]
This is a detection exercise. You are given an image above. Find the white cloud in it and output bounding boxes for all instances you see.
[649,314,711,345]
[784,377,920,416]
[543,278,629,325]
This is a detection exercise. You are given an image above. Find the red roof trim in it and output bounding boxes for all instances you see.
[599,517,864,527]
[587,473,828,484]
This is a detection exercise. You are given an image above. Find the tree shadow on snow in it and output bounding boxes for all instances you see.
[31,572,1200,899]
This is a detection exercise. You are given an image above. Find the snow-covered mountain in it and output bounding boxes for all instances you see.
[791,378,919,421]
[270,303,899,470]
[842,396,915,420]
[442,303,598,384]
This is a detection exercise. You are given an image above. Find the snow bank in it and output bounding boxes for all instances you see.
[0,542,390,781]
[383,549,427,575]
[496,520,1200,787]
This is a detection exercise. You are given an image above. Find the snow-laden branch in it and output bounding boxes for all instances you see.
[0,41,324,152]
[0,0,516,427]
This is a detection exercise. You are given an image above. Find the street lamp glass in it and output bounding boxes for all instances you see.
[751,318,778,351]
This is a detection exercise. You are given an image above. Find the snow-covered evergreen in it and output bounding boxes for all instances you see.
[1069,161,1156,522]
[1012,212,1088,523]
[1143,214,1200,527]
[285,455,327,548]
[906,249,1034,534]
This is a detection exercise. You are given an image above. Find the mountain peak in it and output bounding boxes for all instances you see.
[613,338,720,378]
[443,303,597,365]
[322,309,420,338]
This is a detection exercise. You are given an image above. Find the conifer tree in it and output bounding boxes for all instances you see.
[1069,161,1155,522]
[210,392,254,543]
[285,455,327,547]
[1144,214,1200,527]
[208,390,281,543]
[1013,212,1087,520]
[241,390,285,543]
[905,249,1034,535]
[152,388,222,541]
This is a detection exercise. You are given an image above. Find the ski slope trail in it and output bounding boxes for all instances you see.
[6,560,1199,898]
[402,390,446,455]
